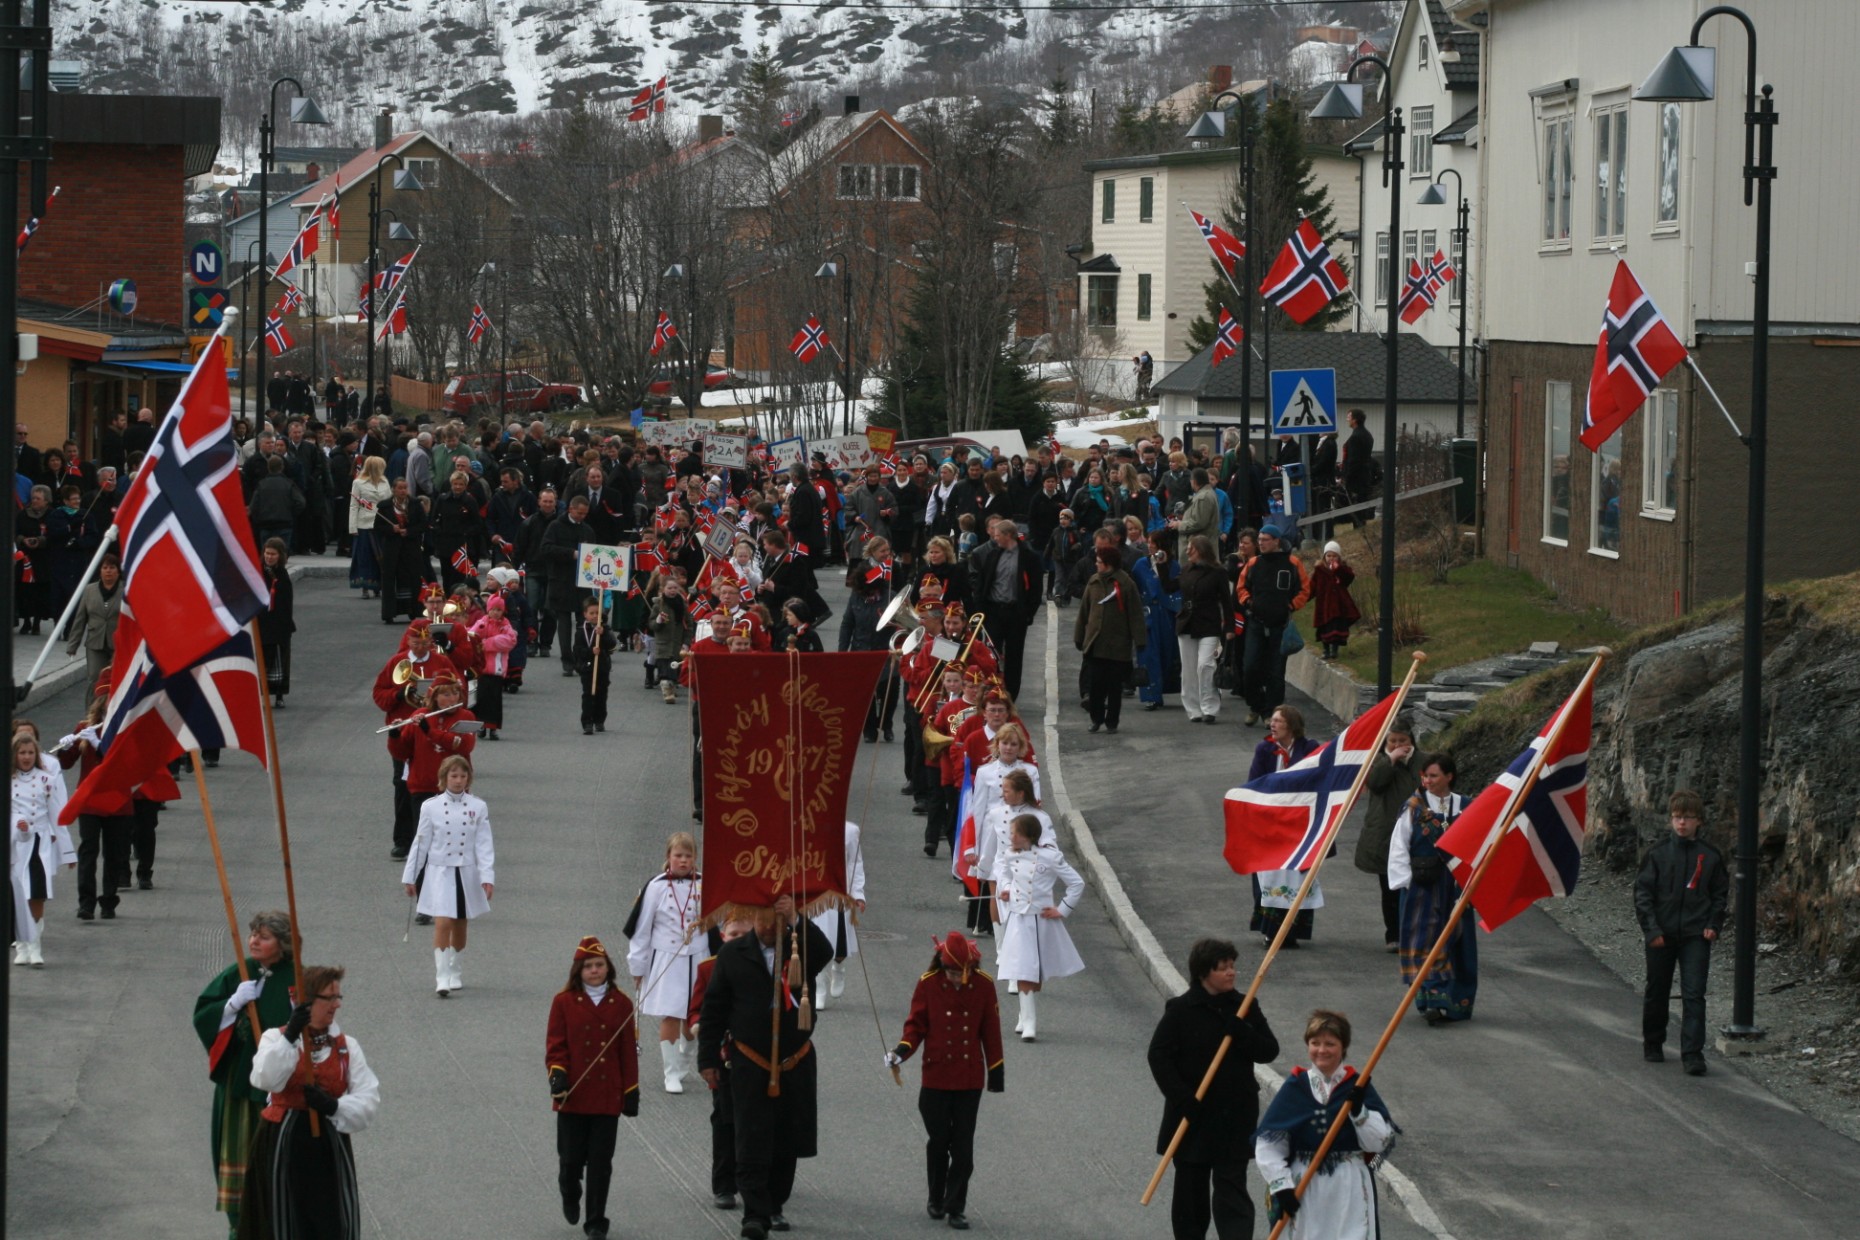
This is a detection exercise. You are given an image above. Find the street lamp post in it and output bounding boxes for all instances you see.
[816,254,853,436]
[663,259,695,415]
[241,239,266,405]
[307,258,318,388]
[479,261,509,416]
[256,77,327,421]
[1636,4,1776,1040]
[363,155,422,422]
[1312,58,1404,696]
[1185,92,1258,518]
[1418,169,1470,440]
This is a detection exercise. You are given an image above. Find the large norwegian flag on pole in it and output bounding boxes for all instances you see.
[1187,205,1246,276]
[270,198,325,282]
[951,755,980,896]
[651,309,678,356]
[59,606,269,823]
[1581,260,1688,451]
[1259,218,1349,325]
[1223,688,1403,874]
[1437,654,1601,930]
[789,315,830,363]
[629,76,669,122]
[467,302,492,344]
[376,290,409,342]
[112,343,269,672]
[1211,307,1242,368]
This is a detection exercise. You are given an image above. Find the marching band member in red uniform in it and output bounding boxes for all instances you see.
[546,936,640,1240]
[373,620,465,861]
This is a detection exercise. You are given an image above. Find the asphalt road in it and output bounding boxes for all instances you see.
[8,580,1208,1239]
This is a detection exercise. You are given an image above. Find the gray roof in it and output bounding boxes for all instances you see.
[1153,330,1465,404]
[1434,102,1478,144]
[1424,0,1481,90]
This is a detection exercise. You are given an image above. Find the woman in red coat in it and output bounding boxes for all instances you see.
[546,936,639,1240]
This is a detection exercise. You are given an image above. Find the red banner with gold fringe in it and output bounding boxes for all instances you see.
[694,650,889,921]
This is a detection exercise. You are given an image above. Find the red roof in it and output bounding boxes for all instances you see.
[296,132,424,204]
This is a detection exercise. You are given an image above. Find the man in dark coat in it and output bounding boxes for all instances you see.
[539,496,592,674]
[782,472,825,565]
[1340,408,1376,528]
[966,519,1043,701]
[698,897,833,1240]
[287,418,331,554]
[1147,937,1279,1240]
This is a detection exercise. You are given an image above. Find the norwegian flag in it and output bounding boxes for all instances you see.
[1437,666,1595,930]
[651,310,678,356]
[59,605,268,824]
[629,76,669,122]
[376,290,409,342]
[1222,690,1400,874]
[325,178,340,243]
[467,302,492,344]
[789,315,829,363]
[17,184,58,255]
[111,349,269,672]
[13,547,32,583]
[275,282,306,314]
[271,200,324,281]
[450,546,479,579]
[1188,206,1246,276]
[780,110,804,128]
[1211,306,1242,367]
[361,247,420,316]
[262,314,294,357]
[951,754,980,896]
[1395,258,1438,325]
[1259,218,1349,325]
[1581,260,1688,451]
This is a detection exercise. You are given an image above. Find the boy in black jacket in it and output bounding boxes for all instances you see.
[572,596,619,735]
[1633,789,1728,1075]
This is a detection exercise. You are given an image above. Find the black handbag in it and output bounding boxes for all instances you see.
[1410,855,1445,888]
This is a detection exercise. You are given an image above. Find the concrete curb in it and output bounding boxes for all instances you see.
[1038,600,1456,1240]
[1284,645,1369,722]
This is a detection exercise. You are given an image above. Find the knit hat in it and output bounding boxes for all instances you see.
[1323,540,1342,556]
[1260,523,1285,540]
[573,935,609,966]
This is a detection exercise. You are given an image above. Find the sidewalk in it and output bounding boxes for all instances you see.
[1038,602,1860,1240]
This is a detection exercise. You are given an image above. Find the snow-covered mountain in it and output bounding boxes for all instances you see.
[56,0,1258,127]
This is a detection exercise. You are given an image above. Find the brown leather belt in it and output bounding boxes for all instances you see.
[733,1039,812,1074]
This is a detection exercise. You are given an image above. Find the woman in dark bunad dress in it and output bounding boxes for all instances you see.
[1388,753,1478,1024]
[259,539,295,708]
[546,936,640,1240]
[237,964,381,1240]
[1248,705,1323,946]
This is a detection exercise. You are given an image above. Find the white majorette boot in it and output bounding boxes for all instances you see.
[435,948,451,997]
[1019,991,1037,1042]
[29,920,45,968]
[449,949,464,993]
[12,940,27,966]
[661,1040,685,1093]
[828,960,847,999]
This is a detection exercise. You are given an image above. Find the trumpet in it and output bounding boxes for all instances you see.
[391,658,430,705]
[912,612,987,713]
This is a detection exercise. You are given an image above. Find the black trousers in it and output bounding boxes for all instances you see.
[476,673,504,729]
[1083,655,1127,728]
[984,614,1030,701]
[903,703,927,798]
[865,667,900,737]
[580,667,610,727]
[1240,621,1288,717]
[554,608,579,668]
[1170,1158,1254,1240]
[732,1058,811,1227]
[919,1087,982,1214]
[76,814,131,913]
[130,799,160,882]
[927,784,957,852]
[556,1112,619,1230]
[710,1072,737,1195]
[391,761,415,851]
[1377,871,1401,945]
[965,879,994,935]
[1644,934,1713,1056]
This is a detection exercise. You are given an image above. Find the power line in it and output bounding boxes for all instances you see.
[634,0,1391,11]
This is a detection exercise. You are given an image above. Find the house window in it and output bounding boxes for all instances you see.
[1641,388,1679,516]
[1420,229,1437,275]
[1657,103,1681,228]
[403,158,439,189]
[1409,105,1434,177]
[1540,108,1574,245]
[1448,227,1465,306]
[1086,274,1118,326]
[1543,380,1573,543]
[883,164,920,200]
[993,242,1018,282]
[1136,273,1152,320]
[838,163,873,198]
[1101,178,1115,223]
[1420,35,1430,67]
[1402,230,1418,287]
[1139,176,1154,222]
[1590,425,1623,555]
[1374,232,1389,305]
[1593,103,1628,243]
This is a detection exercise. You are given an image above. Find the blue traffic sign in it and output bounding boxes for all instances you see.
[190,240,225,286]
[1269,368,1338,435]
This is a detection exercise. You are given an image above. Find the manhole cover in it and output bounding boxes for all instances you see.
[858,930,904,942]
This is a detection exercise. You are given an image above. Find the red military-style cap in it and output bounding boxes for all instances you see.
[573,935,608,965]
[933,930,982,981]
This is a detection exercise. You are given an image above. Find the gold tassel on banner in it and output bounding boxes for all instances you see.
[790,930,813,1031]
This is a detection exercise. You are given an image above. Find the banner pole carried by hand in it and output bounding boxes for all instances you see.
[1262,650,1608,1239]
[1141,651,1427,1207]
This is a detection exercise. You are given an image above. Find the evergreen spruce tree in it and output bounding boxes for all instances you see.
[875,282,1052,443]
[736,44,791,151]
[1038,72,1079,151]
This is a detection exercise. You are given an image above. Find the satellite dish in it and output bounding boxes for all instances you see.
[107,278,137,315]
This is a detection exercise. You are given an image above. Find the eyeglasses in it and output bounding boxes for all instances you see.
[315,992,343,1002]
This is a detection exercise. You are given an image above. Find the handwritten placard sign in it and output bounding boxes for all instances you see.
[703,431,750,470]
[576,542,632,591]
[767,436,806,475]
[815,434,877,471]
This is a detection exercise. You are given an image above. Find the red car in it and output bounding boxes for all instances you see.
[646,363,737,397]
[442,371,585,415]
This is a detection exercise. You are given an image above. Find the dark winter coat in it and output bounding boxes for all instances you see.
[1174,560,1233,640]
[1147,987,1278,1165]
[1634,834,1730,945]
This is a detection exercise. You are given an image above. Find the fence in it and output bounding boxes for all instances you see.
[391,374,446,412]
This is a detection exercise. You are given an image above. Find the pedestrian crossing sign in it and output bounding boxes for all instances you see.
[1269,368,1337,435]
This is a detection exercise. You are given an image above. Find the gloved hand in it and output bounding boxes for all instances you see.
[301,1085,339,1118]
[1346,1079,1371,1116]
[282,1002,314,1043]
[56,733,80,751]
[883,1052,904,1070]
[549,1069,569,1100]
[224,977,265,1016]
[1271,1189,1301,1220]
[622,1090,639,1118]
[987,1063,1004,1094]
[76,725,101,747]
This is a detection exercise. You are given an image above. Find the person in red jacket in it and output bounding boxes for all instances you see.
[386,671,477,901]
[374,620,465,860]
[885,930,1005,1231]
[546,936,639,1240]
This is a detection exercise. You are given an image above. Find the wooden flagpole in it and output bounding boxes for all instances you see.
[1262,650,1609,1239]
[247,618,319,1137]
[188,750,264,1046]
[1141,651,1427,1205]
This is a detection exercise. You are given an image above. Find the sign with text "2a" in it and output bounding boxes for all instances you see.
[1269,368,1337,435]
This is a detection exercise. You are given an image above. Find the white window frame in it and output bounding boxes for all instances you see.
[1402,230,1419,289]
[1409,105,1434,178]
[1448,226,1465,307]
[1542,379,1572,545]
[1655,102,1682,233]
[1588,425,1623,558]
[1086,274,1118,326]
[1591,97,1629,247]
[1536,95,1576,251]
[1640,387,1679,519]
[839,163,919,201]
[882,164,921,201]
[404,158,440,189]
[1420,35,1430,68]
[1374,232,1389,306]
[837,163,873,199]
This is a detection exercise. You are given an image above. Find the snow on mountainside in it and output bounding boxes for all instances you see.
[54,0,1235,124]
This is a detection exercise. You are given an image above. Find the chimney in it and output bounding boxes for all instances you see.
[843,94,860,117]
[304,161,321,186]
[374,105,394,152]
[698,114,723,143]
[1210,65,1233,93]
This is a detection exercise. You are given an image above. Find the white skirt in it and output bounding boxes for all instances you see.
[994,911,1085,985]
[812,904,859,958]
[415,861,491,920]
[637,948,703,1021]
[1258,869,1325,910]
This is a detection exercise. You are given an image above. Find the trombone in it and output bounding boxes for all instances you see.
[912,612,986,713]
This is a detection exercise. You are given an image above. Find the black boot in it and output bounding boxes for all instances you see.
[644,662,658,689]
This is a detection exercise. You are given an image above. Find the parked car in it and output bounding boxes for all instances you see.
[442,371,585,415]
[646,363,737,397]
